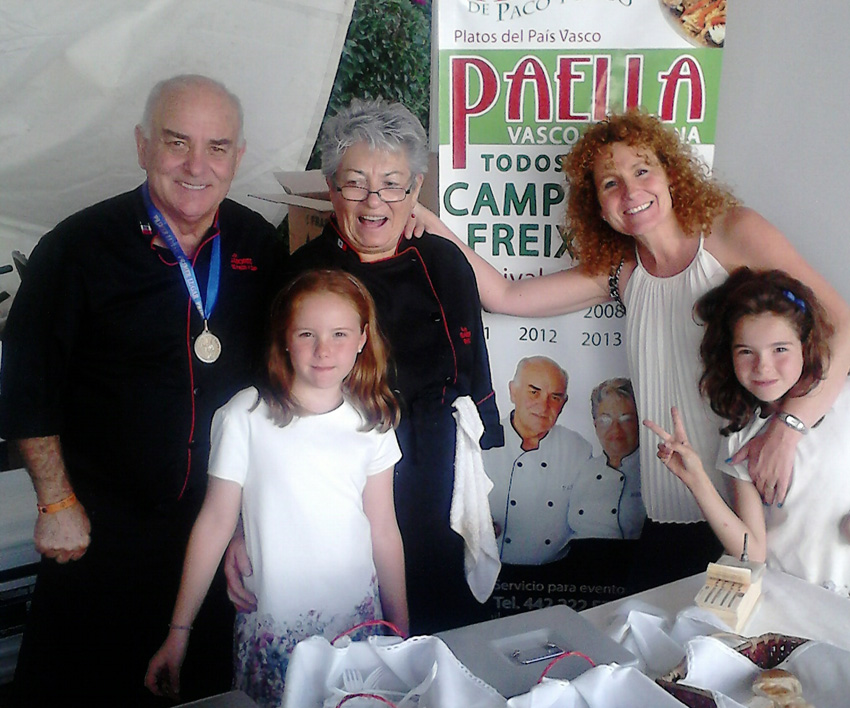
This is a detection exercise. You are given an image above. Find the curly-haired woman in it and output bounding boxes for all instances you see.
[419,110,850,590]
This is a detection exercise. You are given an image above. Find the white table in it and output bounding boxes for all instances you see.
[176,570,850,707]
[177,690,258,707]
[581,567,850,651]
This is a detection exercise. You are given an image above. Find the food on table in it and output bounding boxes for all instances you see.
[751,668,807,706]
[661,0,726,47]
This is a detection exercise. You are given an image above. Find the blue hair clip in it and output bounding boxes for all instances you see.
[782,289,807,313]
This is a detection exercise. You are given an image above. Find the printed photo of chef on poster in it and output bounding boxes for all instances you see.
[485,355,592,566]
[485,366,645,615]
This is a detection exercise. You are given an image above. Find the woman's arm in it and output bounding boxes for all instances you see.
[412,204,613,317]
[363,468,409,637]
[644,408,767,561]
[145,477,243,699]
[713,207,850,503]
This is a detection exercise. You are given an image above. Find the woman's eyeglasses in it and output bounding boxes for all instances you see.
[333,183,413,203]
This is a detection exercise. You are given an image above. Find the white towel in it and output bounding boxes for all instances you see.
[450,396,501,603]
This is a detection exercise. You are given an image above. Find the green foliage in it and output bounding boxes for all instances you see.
[305,0,431,169]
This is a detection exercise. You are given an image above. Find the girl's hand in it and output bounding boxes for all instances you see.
[643,407,708,488]
[144,632,189,700]
[728,417,797,505]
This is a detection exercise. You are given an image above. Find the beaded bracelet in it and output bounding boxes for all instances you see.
[37,493,78,515]
[169,623,193,631]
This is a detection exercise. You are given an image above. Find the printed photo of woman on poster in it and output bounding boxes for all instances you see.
[569,378,644,541]
[483,360,640,616]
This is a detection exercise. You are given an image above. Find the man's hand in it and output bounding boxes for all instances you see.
[223,526,257,613]
[729,417,799,505]
[18,436,90,561]
[34,501,91,562]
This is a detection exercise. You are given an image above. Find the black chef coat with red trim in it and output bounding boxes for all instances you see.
[0,186,285,515]
[0,186,285,704]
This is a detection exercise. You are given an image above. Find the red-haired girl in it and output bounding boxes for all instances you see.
[146,269,408,707]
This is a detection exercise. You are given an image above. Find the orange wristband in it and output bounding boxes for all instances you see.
[37,493,78,515]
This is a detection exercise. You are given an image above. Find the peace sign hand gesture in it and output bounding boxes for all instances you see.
[643,406,709,489]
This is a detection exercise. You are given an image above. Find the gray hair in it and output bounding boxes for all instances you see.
[512,356,569,388]
[320,98,429,179]
[590,377,635,420]
[139,74,244,145]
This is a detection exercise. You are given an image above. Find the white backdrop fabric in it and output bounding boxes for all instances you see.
[0,0,354,304]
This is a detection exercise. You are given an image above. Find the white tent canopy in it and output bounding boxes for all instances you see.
[0,0,354,308]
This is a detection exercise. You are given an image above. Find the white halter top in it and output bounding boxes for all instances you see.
[623,237,729,522]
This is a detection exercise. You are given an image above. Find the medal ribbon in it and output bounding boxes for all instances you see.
[141,182,220,323]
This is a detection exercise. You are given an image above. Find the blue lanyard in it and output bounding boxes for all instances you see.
[141,182,220,322]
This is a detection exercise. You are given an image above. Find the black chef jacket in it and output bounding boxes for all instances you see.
[0,186,286,706]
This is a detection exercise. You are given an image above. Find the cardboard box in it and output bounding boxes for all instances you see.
[249,170,334,253]
[253,154,439,254]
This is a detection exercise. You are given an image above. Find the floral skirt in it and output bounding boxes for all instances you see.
[233,583,381,708]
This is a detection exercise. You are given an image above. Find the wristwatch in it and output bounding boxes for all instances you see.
[776,411,808,435]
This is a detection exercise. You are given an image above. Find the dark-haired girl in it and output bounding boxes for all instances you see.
[646,268,850,597]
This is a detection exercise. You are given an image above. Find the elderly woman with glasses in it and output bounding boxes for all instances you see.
[567,378,644,542]
[227,99,502,636]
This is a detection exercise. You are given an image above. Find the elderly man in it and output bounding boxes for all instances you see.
[0,75,285,706]
[485,356,592,565]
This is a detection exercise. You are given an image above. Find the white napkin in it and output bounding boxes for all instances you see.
[599,599,734,677]
[284,634,506,708]
[681,636,758,708]
[683,636,850,708]
[505,665,685,707]
[450,395,501,602]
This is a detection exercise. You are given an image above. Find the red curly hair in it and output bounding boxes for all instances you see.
[562,110,737,275]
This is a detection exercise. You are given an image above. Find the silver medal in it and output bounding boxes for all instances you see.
[194,324,222,364]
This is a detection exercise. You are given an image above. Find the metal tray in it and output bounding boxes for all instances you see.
[436,605,638,698]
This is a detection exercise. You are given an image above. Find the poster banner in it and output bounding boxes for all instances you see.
[436,0,727,614]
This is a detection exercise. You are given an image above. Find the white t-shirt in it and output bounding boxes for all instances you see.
[717,379,850,597]
[208,388,402,620]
